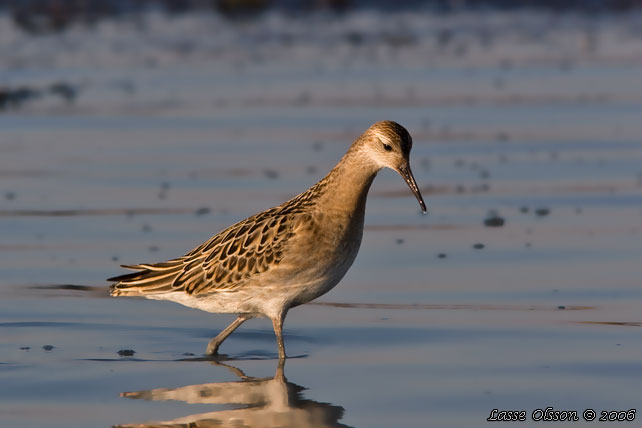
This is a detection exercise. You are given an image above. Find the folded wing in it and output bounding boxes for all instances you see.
[109,208,298,296]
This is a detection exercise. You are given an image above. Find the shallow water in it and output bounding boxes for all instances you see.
[1,10,642,428]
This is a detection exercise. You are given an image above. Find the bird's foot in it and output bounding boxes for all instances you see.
[205,340,220,356]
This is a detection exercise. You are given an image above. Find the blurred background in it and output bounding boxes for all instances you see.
[1,1,641,428]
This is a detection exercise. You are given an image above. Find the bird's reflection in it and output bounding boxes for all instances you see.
[115,359,351,428]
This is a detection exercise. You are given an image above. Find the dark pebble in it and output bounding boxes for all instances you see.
[49,82,78,102]
[557,305,566,310]
[117,349,136,356]
[437,253,447,258]
[20,346,30,350]
[519,206,529,213]
[148,245,159,252]
[535,208,550,217]
[42,345,55,351]
[496,132,510,142]
[396,238,404,245]
[263,169,279,179]
[471,183,490,193]
[4,191,16,200]
[473,243,485,249]
[484,214,505,227]
[194,206,211,216]
[182,352,195,356]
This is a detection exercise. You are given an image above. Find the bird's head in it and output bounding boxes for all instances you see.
[359,120,426,213]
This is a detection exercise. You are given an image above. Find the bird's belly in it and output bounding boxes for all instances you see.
[145,291,257,314]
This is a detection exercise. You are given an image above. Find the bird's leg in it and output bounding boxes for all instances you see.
[275,356,286,380]
[272,313,287,360]
[206,314,252,356]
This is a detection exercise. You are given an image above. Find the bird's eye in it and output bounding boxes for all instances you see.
[383,143,392,152]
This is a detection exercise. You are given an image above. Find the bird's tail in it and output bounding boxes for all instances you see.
[108,260,183,296]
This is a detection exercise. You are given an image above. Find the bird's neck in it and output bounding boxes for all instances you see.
[314,147,380,216]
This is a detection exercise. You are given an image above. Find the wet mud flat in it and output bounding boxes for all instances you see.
[1,292,640,427]
[2,9,642,428]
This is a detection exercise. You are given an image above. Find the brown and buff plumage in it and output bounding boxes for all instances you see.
[109,120,426,359]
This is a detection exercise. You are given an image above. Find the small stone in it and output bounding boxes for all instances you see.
[473,243,485,249]
[496,132,510,142]
[484,211,505,227]
[557,305,566,310]
[437,253,447,259]
[395,238,404,245]
[20,346,30,350]
[535,208,550,217]
[263,169,279,179]
[42,345,55,351]
[194,206,211,216]
[117,349,136,356]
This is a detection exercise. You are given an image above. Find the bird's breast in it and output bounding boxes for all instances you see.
[278,209,365,305]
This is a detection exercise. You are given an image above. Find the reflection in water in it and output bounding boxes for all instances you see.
[115,360,352,428]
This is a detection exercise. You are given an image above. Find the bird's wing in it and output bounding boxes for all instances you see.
[109,207,306,296]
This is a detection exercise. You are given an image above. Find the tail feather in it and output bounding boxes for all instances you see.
[127,261,183,271]
[109,261,183,296]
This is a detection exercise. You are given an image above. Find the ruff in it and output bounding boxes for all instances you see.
[109,120,426,359]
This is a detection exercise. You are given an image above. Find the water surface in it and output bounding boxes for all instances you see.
[1,10,641,427]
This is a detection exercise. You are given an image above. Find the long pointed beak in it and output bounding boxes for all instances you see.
[398,163,427,213]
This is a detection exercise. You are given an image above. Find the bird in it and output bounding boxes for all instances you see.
[108,120,426,359]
